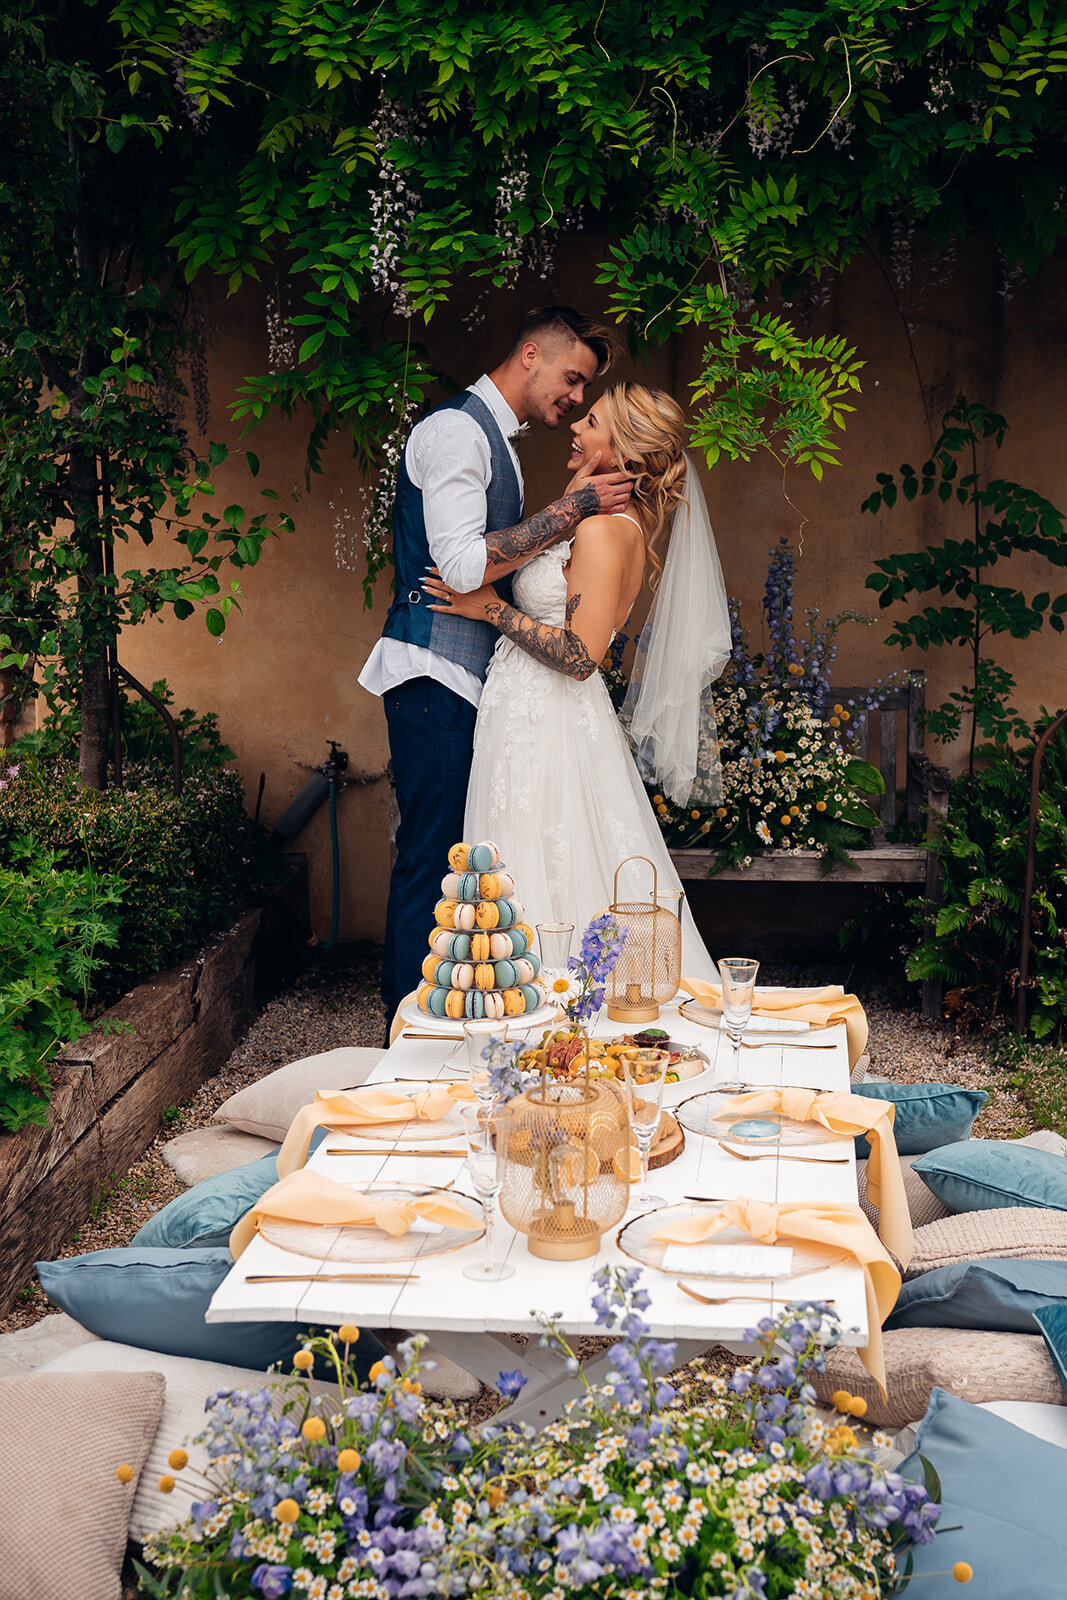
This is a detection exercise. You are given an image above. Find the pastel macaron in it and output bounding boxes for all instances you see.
[467,840,500,872]
[494,958,518,990]
[448,843,471,872]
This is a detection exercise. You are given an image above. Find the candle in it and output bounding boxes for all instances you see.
[626,981,642,1004]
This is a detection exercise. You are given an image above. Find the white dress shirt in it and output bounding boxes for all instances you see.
[358,375,524,708]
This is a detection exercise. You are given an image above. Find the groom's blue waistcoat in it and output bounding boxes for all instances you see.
[383,391,521,682]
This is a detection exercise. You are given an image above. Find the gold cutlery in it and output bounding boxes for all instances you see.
[247,1272,419,1285]
[326,1146,466,1158]
[717,1139,849,1164]
[390,1075,466,1082]
[740,1039,835,1050]
[680,1282,835,1308]
[402,1031,458,1040]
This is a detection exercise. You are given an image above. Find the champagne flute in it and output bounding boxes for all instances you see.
[716,956,760,1090]
[459,1105,514,1281]
[463,1020,508,1111]
[621,1049,670,1211]
[536,922,574,997]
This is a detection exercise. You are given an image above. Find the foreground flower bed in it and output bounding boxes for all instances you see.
[134,1271,943,1599]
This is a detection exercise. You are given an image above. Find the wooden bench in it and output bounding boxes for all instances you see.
[669,673,949,1017]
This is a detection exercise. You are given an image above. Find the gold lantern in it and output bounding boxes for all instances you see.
[498,1048,629,1260]
[605,855,682,1024]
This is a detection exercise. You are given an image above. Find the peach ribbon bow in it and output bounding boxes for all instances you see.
[680,980,868,1069]
[718,1087,912,1269]
[650,1196,900,1399]
[276,1084,476,1178]
[230,1167,481,1258]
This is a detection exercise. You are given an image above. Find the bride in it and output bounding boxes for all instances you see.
[423,382,730,983]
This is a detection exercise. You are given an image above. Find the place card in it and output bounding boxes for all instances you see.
[660,1243,794,1277]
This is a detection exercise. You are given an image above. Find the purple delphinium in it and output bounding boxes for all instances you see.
[251,1565,292,1598]
[565,912,627,1023]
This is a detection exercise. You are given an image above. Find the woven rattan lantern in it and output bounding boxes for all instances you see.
[498,1055,629,1260]
[605,855,682,1025]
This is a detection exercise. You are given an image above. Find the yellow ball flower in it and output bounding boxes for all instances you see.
[338,1324,360,1345]
[274,1498,300,1524]
[400,1378,422,1396]
[832,703,844,715]
[652,794,664,804]
[775,750,787,763]
[301,1416,327,1442]
[829,715,841,727]
[789,805,800,816]
[293,1349,314,1371]
[167,1449,188,1471]
[830,1389,854,1413]
[840,708,851,721]
[953,1563,973,1584]
[487,1484,506,1510]
[158,1475,176,1494]
[788,662,802,675]
[369,1360,389,1383]
[690,809,701,820]
[700,822,711,834]
[116,1464,134,1484]
[780,814,791,826]
[847,1395,868,1418]
[715,807,727,818]
[815,800,827,812]
[337,1448,362,1473]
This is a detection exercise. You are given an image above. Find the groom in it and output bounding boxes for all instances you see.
[360,305,633,1028]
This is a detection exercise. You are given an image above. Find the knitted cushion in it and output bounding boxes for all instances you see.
[213,1046,384,1141]
[905,1206,1067,1278]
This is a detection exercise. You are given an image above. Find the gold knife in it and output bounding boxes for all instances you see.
[326,1147,466,1157]
[247,1272,419,1284]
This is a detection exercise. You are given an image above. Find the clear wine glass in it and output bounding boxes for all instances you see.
[460,1104,514,1281]
[463,1020,509,1112]
[716,956,761,1091]
[536,922,574,991]
[621,1050,670,1211]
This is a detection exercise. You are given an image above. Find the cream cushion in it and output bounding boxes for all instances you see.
[813,1327,1065,1428]
[905,1205,1067,1278]
[857,1153,951,1232]
[37,1340,340,1543]
[894,1399,1067,1457]
[213,1046,384,1141]
[0,1367,163,1600]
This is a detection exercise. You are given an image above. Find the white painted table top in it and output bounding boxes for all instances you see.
[206,998,868,1349]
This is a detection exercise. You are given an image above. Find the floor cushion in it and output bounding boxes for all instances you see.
[1017,1129,1067,1158]
[213,1046,383,1141]
[133,1151,280,1250]
[852,1081,988,1157]
[912,1139,1067,1213]
[162,1124,278,1185]
[899,1388,1067,1598]
[0,1310,98,1376]
[886,1258,1067,1332]
[906,1206,1067,1278]
[1035,1301,1067,1394]
[0,1367,163,1600]
[37,1339,340,1543]
[857,1153,951,1231]
[812,1326,1065,1428]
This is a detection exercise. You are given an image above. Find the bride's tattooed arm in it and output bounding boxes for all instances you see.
[480,485,600,578]
[483,592,598,681]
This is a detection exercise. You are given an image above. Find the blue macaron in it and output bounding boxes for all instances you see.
[464,989,485,1019]
[493,958,518,990]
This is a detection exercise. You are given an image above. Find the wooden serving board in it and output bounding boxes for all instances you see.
[648,1112,684,1170]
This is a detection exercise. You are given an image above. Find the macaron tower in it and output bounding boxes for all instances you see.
[417,840,546,1020]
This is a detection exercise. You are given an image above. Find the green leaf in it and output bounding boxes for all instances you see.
[204,607,226,637]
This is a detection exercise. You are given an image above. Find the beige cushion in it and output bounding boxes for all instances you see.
[213,1046,384,1140]
[0,1367,164,1600]
[813,1328,1066,1429]
[0,1311,98,1376]
[905,1206,1067,1278]
[38,1341,340,1544]
[162,1124,278,1184]
[857,1154,951,1231]
[1018,1130,1067,1158]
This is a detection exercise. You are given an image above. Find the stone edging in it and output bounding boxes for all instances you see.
[0,909,262,1313]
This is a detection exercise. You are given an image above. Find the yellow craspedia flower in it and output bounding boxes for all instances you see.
[301,1416,327,1442]
[167,1449,188,1471]
[338,1324,360,1345]
[775,750,787,763]
[337,1448,361,1473]
[815,800,828,812]
[116,1464,134,1484]
[833,704,844,715]
[487,1484,506,1510]
[690,809,701,819]
[780,814,791,826]
[789,805,800,816]
[400,1378,422,1396]
[847,1395,868,1418]
[840,708,851,721]
[158,1475,176,1494]
[700,822,711,834]
[715,807,727,818]
[652,794,664,805]
[953,1563,973,1584]
[830,1390,854,1413]
[829,715,841,727]
[788,662,802,675]
[293,1349,314,1371]
[274,1498,300,1524]
[369,1360,389,1383]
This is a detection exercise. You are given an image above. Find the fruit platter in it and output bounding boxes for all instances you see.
[518,1026,710,1096]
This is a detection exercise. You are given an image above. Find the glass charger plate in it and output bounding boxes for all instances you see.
[261,1188,485,1263]
[617,1202,848,1280]
[328,1081,469,1142]
[678,996,810,1033]
[399,999,561,1034]
[675,1091,850,1148]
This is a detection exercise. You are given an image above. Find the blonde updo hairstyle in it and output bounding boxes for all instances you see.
[598,382,687,590]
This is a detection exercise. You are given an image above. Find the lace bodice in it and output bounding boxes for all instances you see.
[511,541,570,627]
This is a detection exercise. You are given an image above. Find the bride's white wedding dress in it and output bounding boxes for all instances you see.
[464,539,717,982]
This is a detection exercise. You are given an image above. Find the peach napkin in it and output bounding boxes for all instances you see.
[718,1087,912,1269]
[650,1196,900,1399]
[680,980,868,1069]
[277,1084,476,1178]
[230,1168,481,1258]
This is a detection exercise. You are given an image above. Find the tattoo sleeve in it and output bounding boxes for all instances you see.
[482,484,599,575]
[484,595,597,681]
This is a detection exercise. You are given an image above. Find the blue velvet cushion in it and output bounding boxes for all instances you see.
[36,1247,311,1371]
[912,1139,1067,1213]
[133,1151,280,1250]
[852,1082,988,1158]
[886,1258,1067,1331]
[1035,1302,1067,1396]
[900,1387,1067,1597]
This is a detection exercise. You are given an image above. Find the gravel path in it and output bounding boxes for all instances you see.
[1,951,1022,1336]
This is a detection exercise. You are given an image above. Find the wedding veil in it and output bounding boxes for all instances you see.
[619,453,731,807]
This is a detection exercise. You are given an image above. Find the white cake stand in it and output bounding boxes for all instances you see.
[398,999,561,1035]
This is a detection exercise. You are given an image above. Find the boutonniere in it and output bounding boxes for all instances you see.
[507,422,529,442]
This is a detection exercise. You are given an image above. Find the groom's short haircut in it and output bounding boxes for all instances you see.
[512,306,616,375]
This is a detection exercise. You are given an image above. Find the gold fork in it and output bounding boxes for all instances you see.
[680,1282,836,1308]
[717,1139,849,1165]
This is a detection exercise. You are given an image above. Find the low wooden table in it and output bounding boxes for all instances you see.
[207,1000,867,1425]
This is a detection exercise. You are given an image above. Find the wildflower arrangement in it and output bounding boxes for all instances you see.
[649,538,900,870]
[540,911,628,1027]
[133,1269,949,1599]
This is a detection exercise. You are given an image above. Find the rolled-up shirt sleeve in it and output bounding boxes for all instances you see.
[408,413,494,593]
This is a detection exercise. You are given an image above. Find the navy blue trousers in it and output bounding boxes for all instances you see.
[381,677,477,1027]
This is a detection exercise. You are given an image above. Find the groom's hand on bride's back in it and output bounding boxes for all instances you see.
[564,451,634,515]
